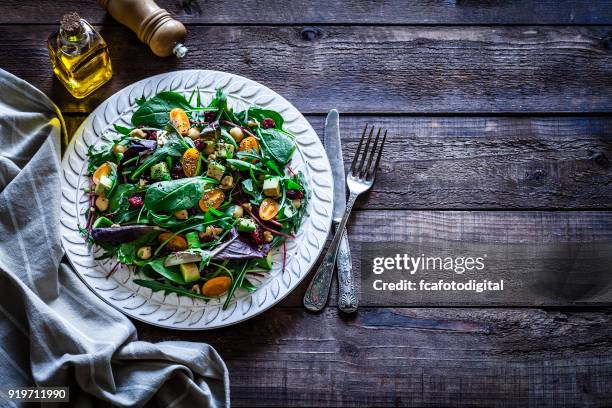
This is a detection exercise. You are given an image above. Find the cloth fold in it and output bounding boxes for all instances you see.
[0,69,229,408]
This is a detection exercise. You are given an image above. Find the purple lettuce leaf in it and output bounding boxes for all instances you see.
[122,139,157,162]
[92,225,165,245]
[213,229,269,260]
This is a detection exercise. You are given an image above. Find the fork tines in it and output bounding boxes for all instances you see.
[350,124,387,180]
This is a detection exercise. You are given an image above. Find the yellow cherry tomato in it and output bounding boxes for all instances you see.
[158,233,188,251]
[92,162,112,185]
[181,148,201,177]
[169,108,190,136]
[238,136,259,154]
[202,276,232,297]
[259,198,280,221]
[198,189,225,212]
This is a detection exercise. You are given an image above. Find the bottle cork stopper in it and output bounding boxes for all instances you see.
[61,12,83,36]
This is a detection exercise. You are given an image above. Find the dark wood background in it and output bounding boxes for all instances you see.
[3,0,612,405]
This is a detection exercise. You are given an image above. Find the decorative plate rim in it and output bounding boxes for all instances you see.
[60,69,333,330]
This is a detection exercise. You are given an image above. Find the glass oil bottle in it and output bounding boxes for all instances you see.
[47,12,113,99]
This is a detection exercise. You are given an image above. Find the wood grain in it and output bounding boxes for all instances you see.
[2,0,612,25]
[348,211,612,306]
[134,307,612,407]
[6,2,612,404]
[64,115,612,209]
[230,210,611,308]
[5,25,612,114]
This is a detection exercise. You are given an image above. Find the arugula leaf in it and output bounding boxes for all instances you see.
[208,89,239,123]
[109,184,136,212]
[87,142,115,172]
[241,277,258,292]
[107,184,139,223]
[226,158,261,172]
[92,216,114,228]
[133,279,212,300]
[131,91,192,128]
[113,124,132,136]
[144,177,215,213]
[285,178,303,191]
[258,128,296,165]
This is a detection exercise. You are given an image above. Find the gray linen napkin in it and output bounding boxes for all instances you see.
[0,69,230,408]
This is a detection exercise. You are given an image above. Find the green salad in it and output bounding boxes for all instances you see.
[83,89,308,309]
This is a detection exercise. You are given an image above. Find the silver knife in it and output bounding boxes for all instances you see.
[303,110,357,313]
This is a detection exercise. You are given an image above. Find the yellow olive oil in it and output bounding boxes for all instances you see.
[47,12,112,99]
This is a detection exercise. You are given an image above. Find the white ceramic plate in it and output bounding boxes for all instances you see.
[60,70,333,329]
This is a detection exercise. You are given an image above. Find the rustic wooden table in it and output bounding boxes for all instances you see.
[3,1,612,406]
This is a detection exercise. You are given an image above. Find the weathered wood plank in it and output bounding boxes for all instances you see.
[2,1,612,25]
[135,307,612,407]
[64,115,612,209]
[159,210,610,308]
[349,211,612,306]
[4,25,612,114]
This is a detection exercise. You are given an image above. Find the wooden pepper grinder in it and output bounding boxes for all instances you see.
[97,0,188,58]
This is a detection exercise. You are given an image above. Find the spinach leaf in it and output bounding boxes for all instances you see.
[131,91,192,128]
[144,177,215,213]
[258,128,296,165]
[141,258,186,284]
[133,279,212,300]
[248,107,284,129]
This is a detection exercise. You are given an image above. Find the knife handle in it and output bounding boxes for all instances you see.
[337,226,357,313]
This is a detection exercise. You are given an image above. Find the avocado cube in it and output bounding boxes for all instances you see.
[263,176,281,197]
[180,262,200,283]
[203,140,216,155]
[237,217,257,232]
[257,251,273,270]
[150,162,170,180]
[206,161,225,181]
[215,143,235,159]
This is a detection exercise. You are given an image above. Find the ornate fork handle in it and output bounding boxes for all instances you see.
[337,225,357,313]
[304,193,358,312]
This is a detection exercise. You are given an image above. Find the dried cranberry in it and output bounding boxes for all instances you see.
[251,227,265,245]
[171,164,185,179]
[204,111,216,123]
[193,139,204,151]
[286,189,303,199]
[128,196,144,209]
[262,118,275,129]
[200,234,215,243]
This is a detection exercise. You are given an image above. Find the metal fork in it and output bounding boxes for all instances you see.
[303,124,387,312]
